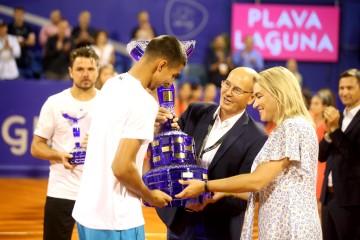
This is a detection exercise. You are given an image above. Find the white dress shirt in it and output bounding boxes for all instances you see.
[200,107,245,169]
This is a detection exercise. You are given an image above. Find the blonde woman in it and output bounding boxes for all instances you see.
[176,66,322,240]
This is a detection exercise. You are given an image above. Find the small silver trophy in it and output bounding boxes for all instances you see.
[62,110,87,165]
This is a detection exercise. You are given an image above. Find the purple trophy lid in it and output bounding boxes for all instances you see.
[127,39,196,62]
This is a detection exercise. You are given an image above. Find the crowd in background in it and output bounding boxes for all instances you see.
[1,8,301,88]
[1,6,359,240]
[0,11,341,141]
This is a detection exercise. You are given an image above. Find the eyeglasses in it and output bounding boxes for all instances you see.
[221,80,253,96]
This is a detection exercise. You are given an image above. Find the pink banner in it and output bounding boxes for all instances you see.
[231,4,340,62]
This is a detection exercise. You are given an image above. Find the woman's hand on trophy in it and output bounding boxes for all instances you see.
[175,179,204,199]
[147,189,172,208]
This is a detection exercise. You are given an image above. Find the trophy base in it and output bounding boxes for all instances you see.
[68,149,86,165]
[143,194,212,208]
[142,164,210,208]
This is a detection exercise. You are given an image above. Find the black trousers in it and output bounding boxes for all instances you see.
[167,210,243,240]
[322,192,360,240]
[43,196,76,240]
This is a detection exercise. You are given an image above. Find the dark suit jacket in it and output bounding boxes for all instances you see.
[156,102,267,239]
[319,110,360,207]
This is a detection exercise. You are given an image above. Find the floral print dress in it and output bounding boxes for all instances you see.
[241,117,322,240]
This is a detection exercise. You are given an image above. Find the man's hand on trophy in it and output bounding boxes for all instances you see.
[170,117,180,130]
[59,152,75,170]
[154,107,179,133]
[210,192,229,202]
[146,189,172,208]
[184,197,211,212]
[155,107,172,124]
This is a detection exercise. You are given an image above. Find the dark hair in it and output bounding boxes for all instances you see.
[143,35,187,68]
[316,88,336,107]
[340,68,360,85]
[69,46,99,67]
[190,82,202,91]
[94,29,108,44]
[14,7,24,12]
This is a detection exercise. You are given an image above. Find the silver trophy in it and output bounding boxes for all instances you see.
[62,110,87,165]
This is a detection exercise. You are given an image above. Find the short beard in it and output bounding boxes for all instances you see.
[74,82,94,91]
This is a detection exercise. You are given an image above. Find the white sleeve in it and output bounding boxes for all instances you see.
[121,100,157,141]
[34,98,55,140]
[10,36,21,58]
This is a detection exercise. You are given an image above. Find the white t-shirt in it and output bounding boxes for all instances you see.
[72,73,158,230]
[34,88,98,200]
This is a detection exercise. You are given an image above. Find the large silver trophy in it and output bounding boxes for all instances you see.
[127,39,210,207]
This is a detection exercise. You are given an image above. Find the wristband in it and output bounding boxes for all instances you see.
[204,180,210,193]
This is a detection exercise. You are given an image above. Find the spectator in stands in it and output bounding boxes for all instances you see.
[39,9,71,47]
[190,83,203,103]
[129,27,155,67]
[175,82,192,117]
[31,47,100,240]
[91,29,115,67]
[286,58,303,87]
[233,34,264,72]
[130,10,156,40]
[205,33,233,87]
[309,88,336,204]
[71,10,96,48]
[0,18,21,80]
[203,83,218,104]
[319,69,360,240]
[302,88,313,109]
[133,23,155,41]
[7,6,36,78]
[95,64,116,90]
[43,19,73,80]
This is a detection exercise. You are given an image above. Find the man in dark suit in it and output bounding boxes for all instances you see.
[319,68,360,240]
[156,67,268,240]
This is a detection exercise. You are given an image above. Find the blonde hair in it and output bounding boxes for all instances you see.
[254,66,314,126]
[95,64,115,90]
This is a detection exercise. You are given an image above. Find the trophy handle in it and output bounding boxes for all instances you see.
[127,40,196,62]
